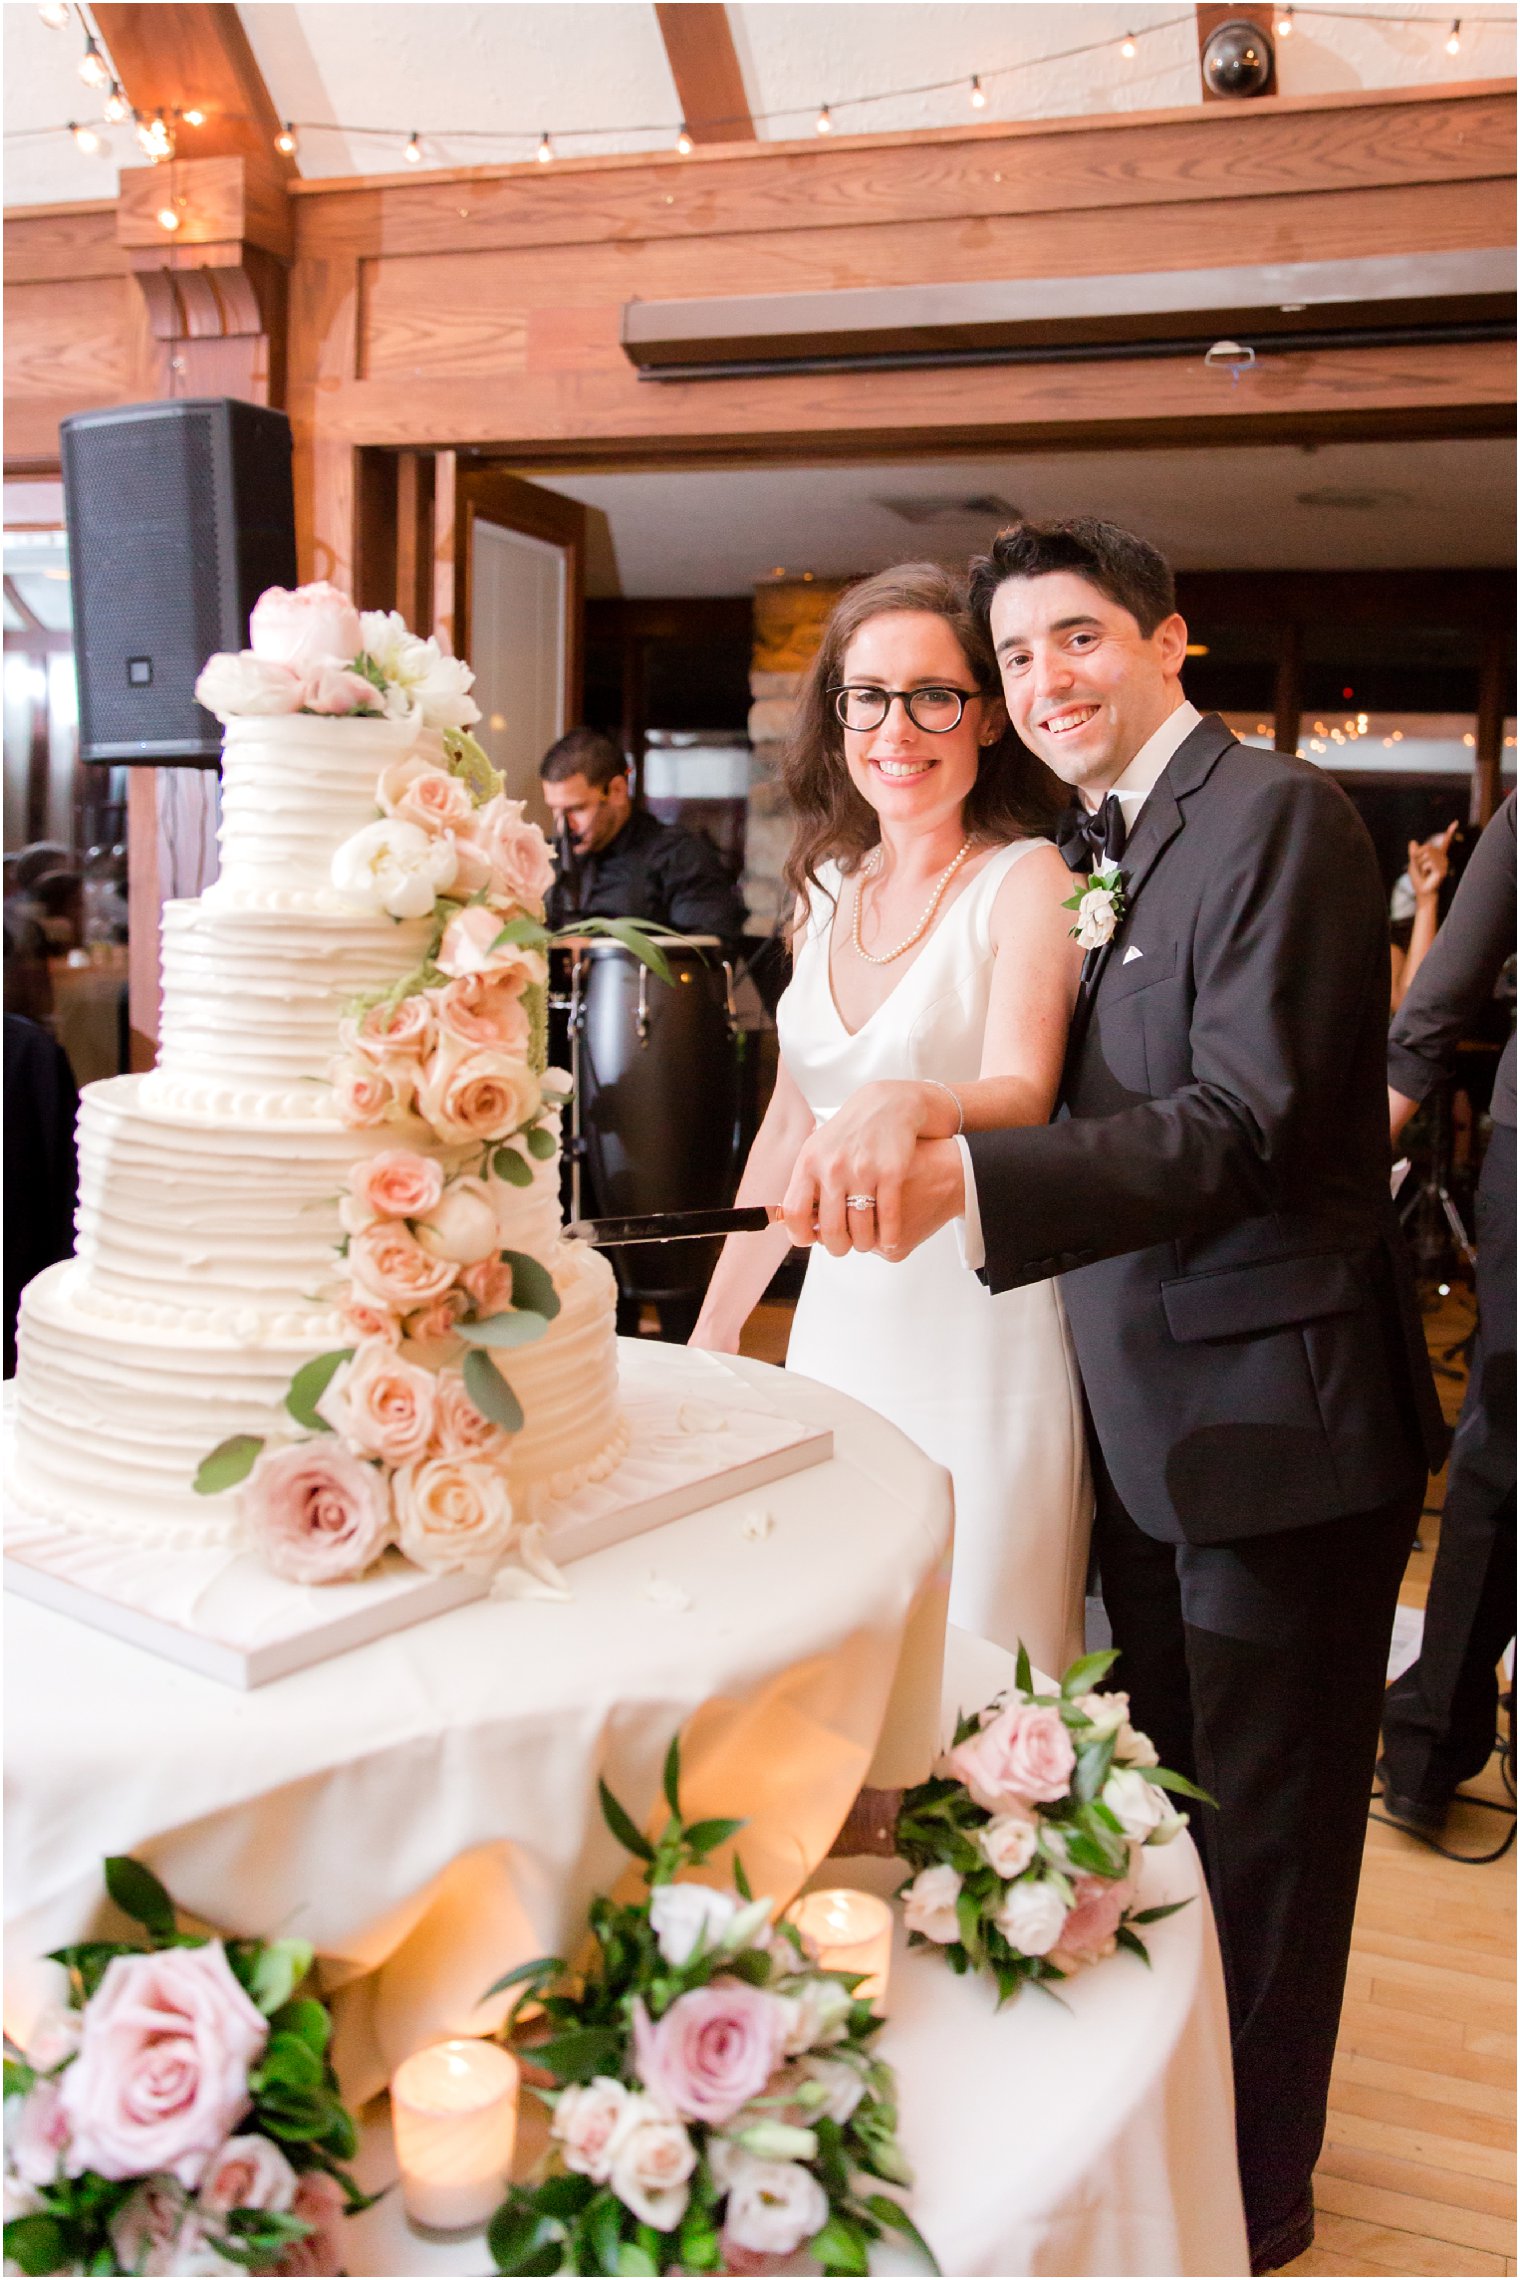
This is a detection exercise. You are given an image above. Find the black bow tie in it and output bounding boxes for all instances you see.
[1057,793,1127,875]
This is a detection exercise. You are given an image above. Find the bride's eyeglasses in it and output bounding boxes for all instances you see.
[830,685,981,734]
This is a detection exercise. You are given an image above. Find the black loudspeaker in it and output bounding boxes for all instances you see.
[61,398,297,764]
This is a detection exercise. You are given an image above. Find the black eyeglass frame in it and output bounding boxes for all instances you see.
[827,684,984,734]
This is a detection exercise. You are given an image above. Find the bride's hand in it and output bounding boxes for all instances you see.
[783,1080,948,1256]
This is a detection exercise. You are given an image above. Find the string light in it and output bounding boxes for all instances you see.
[68,118,100,152]
[77,31,109,87]
[403,129,423,164]
[815,102,833,134]
[535,130,553,162]
[38,1,71,26]
[675,120,693,153]
[181,106,204,127]
[1120,31,1138,57]
[136,109,173,161]
[156,204,180,231]
[275,120,297,153]
[1276,5,1294,30]
[968,74,987,107]
[102,79,129,122]
[1445,15,1462,48]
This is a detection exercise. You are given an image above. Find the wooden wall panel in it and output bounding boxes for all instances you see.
[2,202,125,286]
[3,273,157,467]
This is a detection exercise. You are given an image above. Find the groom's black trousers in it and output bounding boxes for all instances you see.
[1093,1456,1420,2264]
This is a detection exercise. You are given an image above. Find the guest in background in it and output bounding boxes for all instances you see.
[1381,792,1516,1837]
[540,728,746,957]
[4,1012,79,1376]
[1389,820,1457,1012]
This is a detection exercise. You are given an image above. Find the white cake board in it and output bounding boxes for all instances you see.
[3,1345,830,1690]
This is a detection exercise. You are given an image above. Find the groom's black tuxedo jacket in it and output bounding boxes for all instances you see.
[968,713,1445,1545]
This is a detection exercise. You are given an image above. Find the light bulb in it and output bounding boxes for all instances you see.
[156,204,180,231]
[137,110,173,161]
[181,106,204,126]
[102,79,128,121]
[69,119,101,152]
[78,32,109,86]
[1445,17,1461,52]
[275,120,297,154]
[815,103,833,134]
[38,1,71,27]
[969,74,987,108]
[1275,5,1293,30]
[1120,32,1137,59]
[404,130,423,164]
[676,121,693,154]
[535,131,553,163]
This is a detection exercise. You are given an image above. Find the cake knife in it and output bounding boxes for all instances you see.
[567,1206,784,1246]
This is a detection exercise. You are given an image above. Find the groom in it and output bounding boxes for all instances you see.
[786,518,1446,2273]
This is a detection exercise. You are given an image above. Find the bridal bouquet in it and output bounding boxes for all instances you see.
[3,1859,366,2278]
[895,1647,1208,2004]
[483,1739,935,2278]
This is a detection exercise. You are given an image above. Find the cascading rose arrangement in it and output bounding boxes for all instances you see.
[187,585,615,1589]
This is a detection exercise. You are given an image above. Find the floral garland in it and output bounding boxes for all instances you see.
[3,1859,366,2278]
[483,1739,935,2278]
[895,1647,1209,2003]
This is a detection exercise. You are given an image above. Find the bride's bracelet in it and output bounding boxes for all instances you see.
[923,1078,965,1137]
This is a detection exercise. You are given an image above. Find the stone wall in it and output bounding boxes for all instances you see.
[744,580,849,936]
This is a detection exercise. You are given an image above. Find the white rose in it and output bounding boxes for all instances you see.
[778,1974,853,2054]
[798,2056,864,2124]
[1103,1768,1187,1844]
[194,651,305,720]
[606,2100,696,2233]
[24,2007,82,2073]
[1074,887,1120,951]
[1115,1722,1160,1768]
[358,610,424,683]
[393,1455,516,1575]
[413,1176,502,1269]
[720,2151,829,2259]
[977,1812,1039,1880]
[648,1883,738,1968]
[993,1877,1068,1957]
[358,610,480,729]
[552,2077,633,2183]
[250,582,361,671]
[330,817,458,920]
[901,1863,962,1945]
[1075,1690,1130,1742]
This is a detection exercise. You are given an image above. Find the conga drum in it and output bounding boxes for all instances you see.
[574,937,739,1311]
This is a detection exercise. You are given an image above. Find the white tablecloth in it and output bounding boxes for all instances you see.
[4,1355,951,2101]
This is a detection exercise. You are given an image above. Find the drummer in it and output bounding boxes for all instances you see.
[539,729,747,956]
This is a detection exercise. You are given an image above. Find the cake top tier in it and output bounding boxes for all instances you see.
[210,712,440,909]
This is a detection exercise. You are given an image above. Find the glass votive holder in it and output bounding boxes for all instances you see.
[790,1887,893,2013]
[391,2036,520,2232]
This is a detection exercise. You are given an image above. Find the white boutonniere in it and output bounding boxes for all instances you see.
[1062,861,1126,950]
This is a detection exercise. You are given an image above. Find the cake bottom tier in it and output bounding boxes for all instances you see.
[11,1240,624,1551]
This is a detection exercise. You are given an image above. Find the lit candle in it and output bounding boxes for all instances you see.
[790,1889,893,2013]
[391,2038,520,2232]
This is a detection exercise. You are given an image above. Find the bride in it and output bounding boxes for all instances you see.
[692,563,1091,1674]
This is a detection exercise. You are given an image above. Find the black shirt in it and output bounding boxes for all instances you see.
[546,806,747,952]
[1388,792,1516,1129]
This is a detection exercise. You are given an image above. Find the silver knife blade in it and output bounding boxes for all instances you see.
[568,1206,781,1246]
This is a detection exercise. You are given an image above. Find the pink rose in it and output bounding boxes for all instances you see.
[25,2004,83,2072]
[316,1336,437,1465]
[339,1299,401,1346]
[332,1055,411,1128]
[8,2076,70,2186]
[300,662,380,716]
[415,1037,539,1146]
[945,1699,1076,1812]
[414,1176,501,1267]
[459,1256,516,1317]
[242,1441,394,1584]
[1052,1872,1134,1968]
[435,972,532,1055]
[198,2133,297,2215]
[400,1287,469,1365]
[469,796,555,911]
[392,1455,517,1575]
[428,1367,514,1459]
[347,1148,444,1224]
[435,905,527,981]
[249,583,361,673]
[194,652,305,720]
[552,2076,633,2183]
[448,833,496,896]
[59,1944,268,2188]
[348,1220,459,1310]
[277,2168,348,2277]
[376,754,474,837]
[632,1982,790,2127]
[343,994,436,1063]
[109,2178,190,2275]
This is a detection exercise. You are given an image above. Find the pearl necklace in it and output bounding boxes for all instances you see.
[851,836,976,965]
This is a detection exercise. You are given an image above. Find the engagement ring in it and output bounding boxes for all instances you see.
[845,1194,877,1210]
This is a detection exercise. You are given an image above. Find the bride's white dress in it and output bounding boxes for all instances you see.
[778,840,1091,1676]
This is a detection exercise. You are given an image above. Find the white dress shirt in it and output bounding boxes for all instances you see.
[955,700,1203,1270]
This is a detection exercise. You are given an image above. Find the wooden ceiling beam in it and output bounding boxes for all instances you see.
[654,4,756,143]
[90,3,295,186]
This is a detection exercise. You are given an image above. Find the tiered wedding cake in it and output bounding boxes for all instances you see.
[10,587,624,1578]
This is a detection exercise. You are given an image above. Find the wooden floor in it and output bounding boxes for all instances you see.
[734,1288,1517,2280]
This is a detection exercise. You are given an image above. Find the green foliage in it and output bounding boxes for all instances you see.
[548,916,676,987]
[193,1434,265,1496]
[243,1940,315,2018]
[463,1347,525,1432]
[284,1348,354,1432]
[493,1145,534,1187]
[525,1124,558,1161]
[104,1855,176,1941]
[502,1249,562,1321]
[457,1309,550,1351]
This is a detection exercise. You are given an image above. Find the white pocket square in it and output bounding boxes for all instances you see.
[1122,945,1144,965]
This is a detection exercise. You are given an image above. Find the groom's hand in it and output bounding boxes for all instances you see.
[783,1082,964,1259]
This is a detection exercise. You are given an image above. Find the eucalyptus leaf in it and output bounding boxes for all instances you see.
[525,1125,557,1162]
[194,1434,265,1496]
[493,1147,534,1188]
[284,1348,353,1432]
[502,1250,562,1321]
[457,1310,549,1351]
[463,1348,525,1433]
